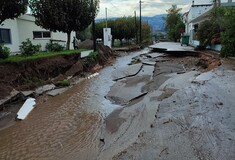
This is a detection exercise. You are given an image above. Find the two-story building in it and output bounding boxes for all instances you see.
[0,14,76,54]
[183,1,213,47]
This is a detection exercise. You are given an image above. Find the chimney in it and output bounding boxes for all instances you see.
[192,0,195,6]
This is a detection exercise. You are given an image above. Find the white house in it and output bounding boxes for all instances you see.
[0,14,75,54]
[183,2,213,47]
[184,0,235,50]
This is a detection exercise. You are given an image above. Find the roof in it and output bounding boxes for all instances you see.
[191,4,212,7]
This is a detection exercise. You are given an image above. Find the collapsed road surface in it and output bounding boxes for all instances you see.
[1,44,235,160]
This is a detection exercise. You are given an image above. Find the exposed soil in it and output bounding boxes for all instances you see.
[0,44,115,103]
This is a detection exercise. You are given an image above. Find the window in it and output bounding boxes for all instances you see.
[33,31,51,39]
[0,29,11,44]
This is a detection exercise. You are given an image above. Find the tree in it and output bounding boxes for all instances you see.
[77,25,92,41]
[141,22,151,44]
[0,0,28,25]
[164,5,184,42]
[197,20,213,46]
[29,0,99,50]
[220,7,235,57]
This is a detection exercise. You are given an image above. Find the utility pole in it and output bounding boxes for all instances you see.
[139,0,142,45]
[91,0,96,51]
[105,8,108,29]
[134,11,138,44]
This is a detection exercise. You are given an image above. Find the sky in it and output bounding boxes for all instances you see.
[96,0,228,19]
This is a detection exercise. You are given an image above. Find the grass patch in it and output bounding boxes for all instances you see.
[56,79,70,87]
[0,49,86,63]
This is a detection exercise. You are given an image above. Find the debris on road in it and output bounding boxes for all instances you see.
[16,98,36,120]
[35,84,56,95]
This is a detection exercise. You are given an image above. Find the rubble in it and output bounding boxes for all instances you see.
[17,98,36,120]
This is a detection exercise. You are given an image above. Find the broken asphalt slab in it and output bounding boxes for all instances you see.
[106,69,235,160]
[107,65,155,105]
[35,84,56,95]
[112,63,143,81]
[46,87,69,97]
[145,52,165,58]
[149,42,198,56]
[192,71,216,84]
[0,89,23,107]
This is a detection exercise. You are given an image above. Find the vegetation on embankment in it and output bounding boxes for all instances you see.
[0,44,114,100]
[0,50,85,63]
[196,7,235,57]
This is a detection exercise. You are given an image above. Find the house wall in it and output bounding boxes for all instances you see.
[0,19,20,53]
[17,15,49,51]
[1,14,75,53]
[17,15,75,51]
[186,5,212,35]
[188,5,212,22]
[51,31,75,50]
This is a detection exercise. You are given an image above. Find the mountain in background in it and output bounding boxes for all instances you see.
[96,14,167,33]
[142,14,167,33]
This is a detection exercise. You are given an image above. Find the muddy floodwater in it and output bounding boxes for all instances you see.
[0,49,147,160]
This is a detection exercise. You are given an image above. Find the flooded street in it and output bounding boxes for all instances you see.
[1,44,235,160]
[0,49,148,160]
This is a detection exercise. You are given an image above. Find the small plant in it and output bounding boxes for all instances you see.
[88,52,98,61]
[57,79,70,86]
[20,38,41,56]
[46,43,65,52]
[0,44,10,59]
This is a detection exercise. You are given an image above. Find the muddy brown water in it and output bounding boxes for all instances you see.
[0,49,148,160]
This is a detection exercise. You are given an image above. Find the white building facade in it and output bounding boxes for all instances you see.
[184,3,213,47]
[184,0,235,50]
[0,14,75,53]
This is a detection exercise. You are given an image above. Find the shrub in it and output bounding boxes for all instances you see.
[88,52,98,61]
[220,8,235,57]
[0,44,10,59]
[57,79,70,86]
[45,43,65,52]
[20,38,41,56]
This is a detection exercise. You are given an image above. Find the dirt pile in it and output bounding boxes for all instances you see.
[78,40,93,50]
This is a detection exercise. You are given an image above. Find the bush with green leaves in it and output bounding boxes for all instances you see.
[0,44,10,59]
[45,43,65,52]
[19,38,41,56]
[220,8,235,57]
[88,51,97,61]
[57,79,70,86]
